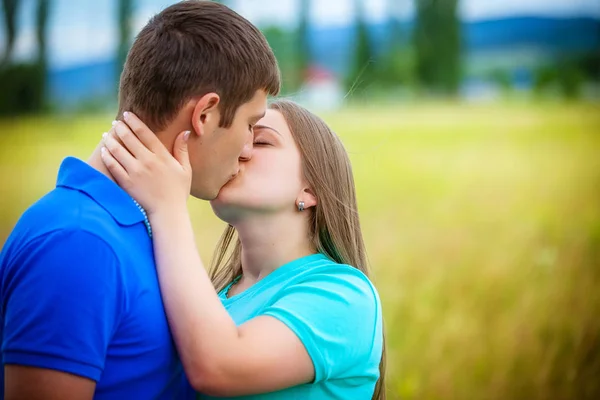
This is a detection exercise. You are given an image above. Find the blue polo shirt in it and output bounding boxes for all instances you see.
[0,157,194,399]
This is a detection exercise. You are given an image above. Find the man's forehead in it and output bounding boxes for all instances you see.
[243,90,267,112]
[248,108,266,121]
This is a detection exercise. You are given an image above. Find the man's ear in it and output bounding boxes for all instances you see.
[191,92,220,137]
[297,186,317,210]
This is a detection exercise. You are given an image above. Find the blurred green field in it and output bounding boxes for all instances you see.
[1,102,599,399]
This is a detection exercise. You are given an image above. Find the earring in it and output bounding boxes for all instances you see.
[298,201,305,212]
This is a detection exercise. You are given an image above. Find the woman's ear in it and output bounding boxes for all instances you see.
[191,92,221,137]
[297,187,317,211]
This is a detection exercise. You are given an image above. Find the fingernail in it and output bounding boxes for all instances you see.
[101,146,106,154]
[112,120,118,126]
[102,132,108,140]
[123,111,130,120]
[183,131,191,142]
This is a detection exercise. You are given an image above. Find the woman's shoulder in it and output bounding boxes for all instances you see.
[272,254,383,381]
[295,254,381,306]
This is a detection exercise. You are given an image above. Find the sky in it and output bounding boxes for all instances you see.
[2,0,599,69]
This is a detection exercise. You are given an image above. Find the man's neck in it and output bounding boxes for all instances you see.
[88,143,117,183]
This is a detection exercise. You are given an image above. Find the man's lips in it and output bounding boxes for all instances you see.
[228,170,240,182]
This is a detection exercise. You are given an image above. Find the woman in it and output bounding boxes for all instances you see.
[101,100,385,399]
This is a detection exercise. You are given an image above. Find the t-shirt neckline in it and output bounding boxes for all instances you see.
[219,253,328,304]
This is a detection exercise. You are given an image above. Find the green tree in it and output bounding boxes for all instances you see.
[35,0,49,67]
[117,0,134,73]
[413,0,462,96]
[34,0,50,109]
[295,0,310,90]
[1,0,20,65]
[374,0,415,90]
[387,0,403,49]
[262,25,297,93]
[345,0,377,93]
[0,0,50,114]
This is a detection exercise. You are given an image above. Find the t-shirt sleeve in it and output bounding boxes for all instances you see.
[261,267,382,382]
[1,229,124,381]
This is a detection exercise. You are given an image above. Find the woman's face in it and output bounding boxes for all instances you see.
[210,109,306,222]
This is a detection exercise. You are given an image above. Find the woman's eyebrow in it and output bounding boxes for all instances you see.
[254,124,282,137]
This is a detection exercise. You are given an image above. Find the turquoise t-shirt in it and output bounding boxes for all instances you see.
[199,253,383,399]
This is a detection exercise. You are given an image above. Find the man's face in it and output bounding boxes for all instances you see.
[187,90,268,200]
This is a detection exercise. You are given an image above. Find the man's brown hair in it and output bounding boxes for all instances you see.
[117,0,280,131]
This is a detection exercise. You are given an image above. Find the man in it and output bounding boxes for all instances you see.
[0,1,280,398]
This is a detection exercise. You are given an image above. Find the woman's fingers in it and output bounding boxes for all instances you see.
[113,120,153,160]
[122,111,168,156]
[173,130,192,171]
[100,146,131,190]
[98,116,192,216]
[103,131,137,174]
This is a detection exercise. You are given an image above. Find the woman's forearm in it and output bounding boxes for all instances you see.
[149,209,240,387]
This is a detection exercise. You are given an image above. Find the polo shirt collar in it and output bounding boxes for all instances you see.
[56,157,145,226]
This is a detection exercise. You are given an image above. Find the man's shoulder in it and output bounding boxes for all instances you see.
[2,187,122,265]
[16,186,118,238]
[1,222,118,272]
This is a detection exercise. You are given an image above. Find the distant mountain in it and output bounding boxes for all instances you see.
[464,16,600,53]
[49,59,118,107]
[49,16,600,105]
[308,16,600,75]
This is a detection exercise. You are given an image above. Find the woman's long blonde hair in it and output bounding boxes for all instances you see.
[209,99,386,399]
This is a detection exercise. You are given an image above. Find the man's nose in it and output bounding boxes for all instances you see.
[239,138,253,162]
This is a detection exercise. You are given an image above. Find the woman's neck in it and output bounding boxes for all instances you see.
[234,212,315,284]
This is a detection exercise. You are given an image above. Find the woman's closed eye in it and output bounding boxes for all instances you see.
[253,139,272,146]
[253,125,280,146]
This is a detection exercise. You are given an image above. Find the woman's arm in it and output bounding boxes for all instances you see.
[149,208,314,395]
[100,114,313,396]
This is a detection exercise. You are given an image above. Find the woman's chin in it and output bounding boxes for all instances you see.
[211,185,237,208]
[210,193,272,225]
[209,199,233,222]
[210,195,248,224]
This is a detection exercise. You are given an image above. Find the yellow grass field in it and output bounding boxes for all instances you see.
[1,102,599,399]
